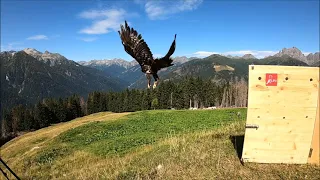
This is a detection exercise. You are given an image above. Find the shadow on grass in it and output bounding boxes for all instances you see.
[229,135,244,161]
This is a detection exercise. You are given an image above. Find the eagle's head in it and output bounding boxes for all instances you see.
[142,65,152,74]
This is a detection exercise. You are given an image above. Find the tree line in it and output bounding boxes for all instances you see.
[0,76,248,142]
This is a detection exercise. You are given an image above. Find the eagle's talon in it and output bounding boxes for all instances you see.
[153,81,159,88]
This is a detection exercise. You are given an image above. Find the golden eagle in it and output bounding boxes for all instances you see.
[118,20,176,89]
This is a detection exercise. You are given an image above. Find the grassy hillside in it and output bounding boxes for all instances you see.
[1,109,319,180]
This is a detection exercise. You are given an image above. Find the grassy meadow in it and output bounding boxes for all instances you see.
[1,108,319,180]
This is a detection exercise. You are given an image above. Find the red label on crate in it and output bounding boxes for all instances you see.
[266,73,277,86]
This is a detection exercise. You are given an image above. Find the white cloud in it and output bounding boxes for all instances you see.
[193,51,219,57]
[192,50,278,59]
[78,8,136,34]
[223,50,255,55]
[222,50,278,58]
[136,0,203,20]
[79,9,125,19]
[1,42,24,51]
[26,35,48,40]
[303,52,312,56]
[79,37,98,42]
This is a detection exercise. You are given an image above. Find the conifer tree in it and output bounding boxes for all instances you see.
[34,102,50,128]
[11,104,25,133]
[1,109,13,138]
[151,98,159,110]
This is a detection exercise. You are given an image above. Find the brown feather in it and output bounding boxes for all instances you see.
[118,20,154,67]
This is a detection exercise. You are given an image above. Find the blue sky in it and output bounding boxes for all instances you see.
[1,0,319,61]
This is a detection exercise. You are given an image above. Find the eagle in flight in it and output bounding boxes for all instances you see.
[118,21,176,89]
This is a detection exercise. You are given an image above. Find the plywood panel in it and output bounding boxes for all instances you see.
[242,65,319,164]
[308,83,320,165]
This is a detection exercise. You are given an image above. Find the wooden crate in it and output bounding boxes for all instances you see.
[241,65,319,165]
[308,81,320,165]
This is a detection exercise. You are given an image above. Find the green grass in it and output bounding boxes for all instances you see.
[56,108,246,157]
[114,121,320,180]
[35,145,71,165]
[31,137,48,144]
[2,108,319,180]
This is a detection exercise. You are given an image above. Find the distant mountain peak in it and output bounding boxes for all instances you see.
[79,58,136,69]
[23,48,42,57]
[172,56,198,65]
[24,48,39,52]
[0,50,17,56]
[306,52,320,66]
[222,54,241,59]
[23,48,68,66]
[272,46,319,65]
[273,47,307,62]
[81,56,199,66]
[242,54,257,59]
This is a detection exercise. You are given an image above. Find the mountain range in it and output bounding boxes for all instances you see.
[77,56,199,86]
[1,47,319,110]
[272,47,319,65]
[79,47,319,88]
[223,47,319,65]
[0,49,126,110]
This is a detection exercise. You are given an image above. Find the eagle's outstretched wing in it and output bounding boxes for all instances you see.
[118,21,154,66]
[154,34,177,69]
[164,34,177,59]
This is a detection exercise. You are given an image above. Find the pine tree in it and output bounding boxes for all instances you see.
[23,108,34,131]
[43,98,59,124]
[173,87,184,109]
[123,89,130,112]
[86,92,94,115]
[93,91,101,113]
[56,98,67,122]
[141,89,151,110]
[151,98,159,110]
[67,94,83,120]
[99,92,107,112]
[80,96,87,115]
[34,102,50,129]
[1,109,13,138]
[11,104,25,133]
